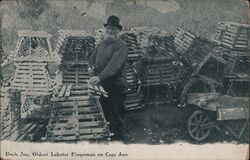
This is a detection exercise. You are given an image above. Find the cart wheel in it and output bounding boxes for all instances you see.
[188,110,212,141]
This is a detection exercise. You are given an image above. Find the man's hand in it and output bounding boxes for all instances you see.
[89,76,100,85]
[88,68,95,76]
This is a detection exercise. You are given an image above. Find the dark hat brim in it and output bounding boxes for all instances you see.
[103,23,123,30]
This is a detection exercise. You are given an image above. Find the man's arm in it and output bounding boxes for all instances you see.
[98,44,128,81]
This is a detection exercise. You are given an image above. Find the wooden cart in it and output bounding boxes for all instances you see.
[186,73,249,142]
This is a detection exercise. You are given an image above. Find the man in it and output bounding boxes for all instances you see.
[89,15,128,140]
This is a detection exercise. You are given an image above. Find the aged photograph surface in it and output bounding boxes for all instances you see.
[0,0,249,159]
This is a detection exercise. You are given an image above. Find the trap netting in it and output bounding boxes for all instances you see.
[55,30,96,63]
[14,30,58,62]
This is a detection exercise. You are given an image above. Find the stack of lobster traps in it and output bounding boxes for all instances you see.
[134,32,180,105]
[0,88,45,141]
[9,30,57,118]
[124,63,143,110]
[136,58,179,86]
[210,22,250,76]
[209,22,250,97]
[135,57,180,105]
[1,88,21,140]
[182,22,249,142]
[120,32,144,110]
[53,30,97,89]
[219,48,248,75]
[177,38,227,105]
[174,28,226,105]
[0,30,55,141]
[211,22,250,51]
[182,38,226,82]
[11,62,52,95]
[125,62,144,110]
[174,27,196,55]
[46,30,112,141]
[120,31,143,61]
[53,30,96,91]
[47,83,111,141]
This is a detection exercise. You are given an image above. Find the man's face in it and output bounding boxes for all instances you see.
[105,26,120,38]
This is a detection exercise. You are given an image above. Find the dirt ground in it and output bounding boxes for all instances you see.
[123,104,249,144]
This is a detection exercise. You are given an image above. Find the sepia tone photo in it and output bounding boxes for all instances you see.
[0,0,249,159]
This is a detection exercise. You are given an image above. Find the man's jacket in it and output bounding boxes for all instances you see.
[90,37,128,87]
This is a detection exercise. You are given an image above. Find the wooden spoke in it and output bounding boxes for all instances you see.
[201,116,209,123]
[198,114,203,122]
[191,126,198,134]
[195,130,201,138]
[188,110,212,141]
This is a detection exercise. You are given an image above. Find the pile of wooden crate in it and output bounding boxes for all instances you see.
[46,30,112,141]
[0,30,57,141]
[1,88,45,141]
[181,38,226,83]
[135,57,180,105]
[2,21,249,141]
[47,83,111,141]
[177,39,227,104]
[132,29,180,105]
[210,22,250,97]
[120,31,143,61]
[211,22,250,75]
[10,31,55,118]
[120,32,144,110]
[1,88,21,140]
[211,22,250,51]
[136,57,179,86]
[11,62,52,95]
[179,22,250,105]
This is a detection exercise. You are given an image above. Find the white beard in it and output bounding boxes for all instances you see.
[103,33,118,40]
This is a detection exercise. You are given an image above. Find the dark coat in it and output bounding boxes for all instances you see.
[90,37,128,87]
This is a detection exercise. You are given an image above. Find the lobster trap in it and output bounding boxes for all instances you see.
[55,30,96,63]
[177,38,227,106]
[135,57,180,105]
[119,31,144,110]
[45,30,112,141]
[54,30,97,87]
[131,30,181,106]
[47,84,111,141]
[211,22,250,51]
[9,30,57,118]
[120,31,143,61]
[0,87,45,141]
[1,88,21,140]
[125,62,143,110]
[11,62,52,95]
[174,27,196,54]
[13,30,58,62]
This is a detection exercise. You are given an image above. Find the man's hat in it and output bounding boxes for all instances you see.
[103,15,123,30]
